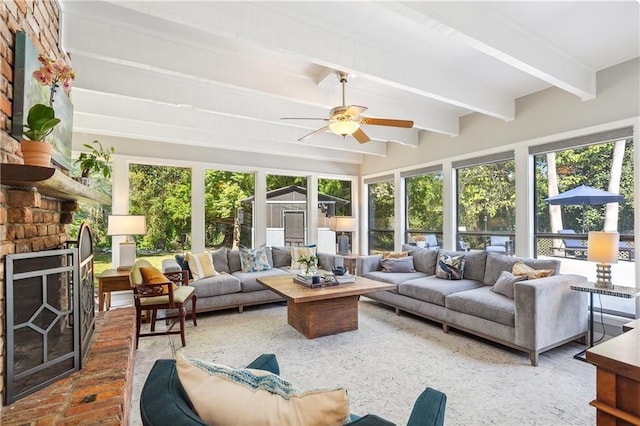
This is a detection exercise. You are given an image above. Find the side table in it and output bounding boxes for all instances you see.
[98,269,133,311]
[570,282,640,361]
[342,255,358,276]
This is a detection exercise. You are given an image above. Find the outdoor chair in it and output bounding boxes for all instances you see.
[554,229,588,258]
[129,259,197,348]
[425,234,440,248]
[485,236,511,254]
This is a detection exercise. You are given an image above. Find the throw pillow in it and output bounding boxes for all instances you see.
[382,251,409,259]
[139,266,178,294]
[381,256,416,273]
[435,253,466,280]
[512,261,554,279]
[290,245,317,269]
[186,252,218,281]
[174,254,193,279]
[491,271,526,299]
[176,356,350,426]
[240,246,272,272]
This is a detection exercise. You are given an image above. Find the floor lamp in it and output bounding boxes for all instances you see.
[332,216,356,255]
[107,215,147,271]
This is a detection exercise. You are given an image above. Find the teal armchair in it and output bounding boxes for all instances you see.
[141,354,446,426]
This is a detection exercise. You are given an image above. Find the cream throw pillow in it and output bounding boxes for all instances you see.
[512,261,554,279]
[176,356,349,426]
[290,246,317,269]
[186,252,218,280]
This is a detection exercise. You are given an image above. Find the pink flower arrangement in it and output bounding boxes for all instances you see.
[22,55,75,142]
[32,54,75,105]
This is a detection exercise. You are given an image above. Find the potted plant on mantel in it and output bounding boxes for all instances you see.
[21,55,75,167]
[74,140,115,185]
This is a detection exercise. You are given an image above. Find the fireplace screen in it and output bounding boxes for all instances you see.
[5,249,78,404]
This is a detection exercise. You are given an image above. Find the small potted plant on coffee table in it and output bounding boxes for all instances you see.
[297,253,318,276]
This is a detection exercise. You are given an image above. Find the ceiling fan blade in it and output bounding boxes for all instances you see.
[360,117,414,128]
[298,125,330,141]
[281,117,329,121]
[352,128,370,144]
[345,105,368,118]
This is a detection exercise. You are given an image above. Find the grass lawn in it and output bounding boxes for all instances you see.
[93,252,178,286]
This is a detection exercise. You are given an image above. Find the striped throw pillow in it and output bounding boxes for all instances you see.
[186,252,218,280]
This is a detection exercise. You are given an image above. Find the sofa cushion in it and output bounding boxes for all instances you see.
[411,248,439,275]
[317,252,340,271]
[381,256,416,273]
[491,271,526,299]
[363,270,428,287]
[483,254,560,285]
[440,250,487,282]
[435,253,465,280]
[211,247,230,273]
[446,286,515,327]
[272,246,292,268]
[234,269,290,292]
[240,247,272,273]
[512,261,554,279]
[227,250,242,273]
[382,251,409,259]
[190,274,242,298]
[398,277,484,307]
[187,252,218,280]
[176,356,350,426]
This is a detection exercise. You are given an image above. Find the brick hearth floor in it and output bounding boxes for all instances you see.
[2,307,136,425]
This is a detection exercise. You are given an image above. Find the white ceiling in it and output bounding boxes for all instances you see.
[60,1,640,165]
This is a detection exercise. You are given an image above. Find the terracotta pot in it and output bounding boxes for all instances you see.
[21,140,53,167]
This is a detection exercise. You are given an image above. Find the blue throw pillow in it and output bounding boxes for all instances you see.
[239,247,272,273]
[381,256,416,273]
[175,254,193,279]
[435,253,465,280]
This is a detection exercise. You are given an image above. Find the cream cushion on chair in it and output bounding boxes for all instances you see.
[176,356,349,426]
[130,259,195,306]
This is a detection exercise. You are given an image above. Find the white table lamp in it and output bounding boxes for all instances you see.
[587,231,619,288]
[331,216,356,255]
[108,215,147,271]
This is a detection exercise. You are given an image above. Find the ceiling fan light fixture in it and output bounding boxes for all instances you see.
[329,120,360,136]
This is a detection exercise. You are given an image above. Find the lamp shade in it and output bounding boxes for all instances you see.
[332,216,356,233]
[587,231,619,264]
[329,120,359,136]
[107,215,147,236]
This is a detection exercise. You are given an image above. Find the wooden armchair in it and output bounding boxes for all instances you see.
[129,259,197,348]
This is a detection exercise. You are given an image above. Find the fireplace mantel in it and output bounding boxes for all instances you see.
[0,164,111,204]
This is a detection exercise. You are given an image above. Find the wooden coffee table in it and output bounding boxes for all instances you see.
[257,275,394,338]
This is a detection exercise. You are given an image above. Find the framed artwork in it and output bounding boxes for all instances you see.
[12,31,73,170]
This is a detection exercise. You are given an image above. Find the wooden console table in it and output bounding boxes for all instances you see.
[98,269,133,311]
[587,318,640,425]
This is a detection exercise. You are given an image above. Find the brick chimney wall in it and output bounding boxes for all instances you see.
[0,0,72,407]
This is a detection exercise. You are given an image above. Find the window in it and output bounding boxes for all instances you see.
[318,178,352,253]
[532,128,635,318]
[367,180,394,253]
[404,168,443,245]
[129,164,191,252]
[266,175,308,247]
[205,170,255,249]
[454,153,515,252]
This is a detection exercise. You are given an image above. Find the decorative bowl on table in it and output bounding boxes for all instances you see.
[332,266,347,276]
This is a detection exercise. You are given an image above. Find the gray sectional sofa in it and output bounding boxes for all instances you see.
[357,248,588,365]
[162,247,341,314]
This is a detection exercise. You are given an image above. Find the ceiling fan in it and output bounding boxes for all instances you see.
[281,72,414,144]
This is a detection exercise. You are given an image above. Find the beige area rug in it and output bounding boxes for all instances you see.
[131,299,595,425]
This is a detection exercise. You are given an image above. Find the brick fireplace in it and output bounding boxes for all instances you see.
[1,0,100,409]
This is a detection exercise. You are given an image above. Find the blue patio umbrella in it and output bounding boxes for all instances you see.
[544,185,625,233]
